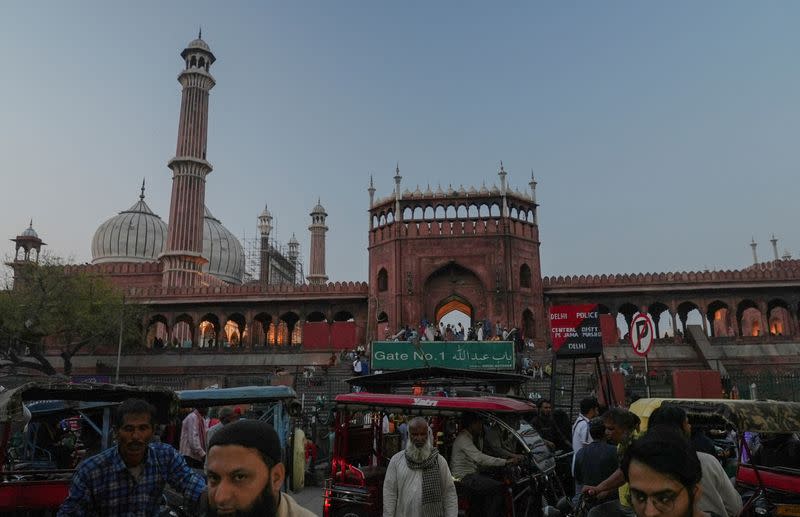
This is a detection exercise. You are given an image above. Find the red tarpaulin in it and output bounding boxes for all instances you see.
[598,372,625,406]
[672,370,723,398]
[303,322,330,349]
[331,322,357,350]
[600,314,618,345]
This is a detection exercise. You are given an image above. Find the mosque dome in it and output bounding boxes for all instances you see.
[202,207,245,284]
[91,187,167,264]
[187,38,210,51]
[311,199,327,215]
[21,222,39,238]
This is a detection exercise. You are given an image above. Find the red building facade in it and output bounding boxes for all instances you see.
[367,165,547,343]
[9,36,800,384]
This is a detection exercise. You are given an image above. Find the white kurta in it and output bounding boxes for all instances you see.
[383,450,458,517]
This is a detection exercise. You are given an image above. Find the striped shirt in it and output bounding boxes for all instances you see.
[58,442,205,516]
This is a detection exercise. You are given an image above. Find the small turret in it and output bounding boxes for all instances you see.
[258,205,273,238]
[770,234,779,261]
[368,174,376,208]
[498,161,508,216]
[11,220,46,263]
[393,163,402,221]
[498,161,508,193]
[288,233,300,260]
[257,205,273,283]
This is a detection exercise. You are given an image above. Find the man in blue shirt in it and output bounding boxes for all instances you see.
[58,398,205,516]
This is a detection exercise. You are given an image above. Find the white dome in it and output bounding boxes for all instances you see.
[21,222,38,238]
[311,200,326,215]
[202,207,245,284]
[91,194,166,264]
[187,38,210,51]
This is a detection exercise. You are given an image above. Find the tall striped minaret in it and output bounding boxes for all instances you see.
[160,33,216,287]
[306,199,329,284]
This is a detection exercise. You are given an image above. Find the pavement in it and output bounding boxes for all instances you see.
[290,485,325,516]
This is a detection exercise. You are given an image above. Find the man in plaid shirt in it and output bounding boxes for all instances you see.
[58,398,205,516]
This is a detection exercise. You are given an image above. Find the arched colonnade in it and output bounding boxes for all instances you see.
[145,308,358,350]
[576,297,799,342]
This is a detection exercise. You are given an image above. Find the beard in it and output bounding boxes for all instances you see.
[207,483,278,517]
[405,436,434,463]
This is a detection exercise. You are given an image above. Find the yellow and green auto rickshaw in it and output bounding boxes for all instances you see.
[630,398,800,517]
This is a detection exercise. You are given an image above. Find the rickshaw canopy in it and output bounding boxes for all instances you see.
[630,398,800,433]
[334,392,536,415]
[176,385,297,407]
[345,366,529,394]
[0,382,178,424]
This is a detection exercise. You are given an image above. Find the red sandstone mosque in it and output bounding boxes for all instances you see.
[9,35,800,386]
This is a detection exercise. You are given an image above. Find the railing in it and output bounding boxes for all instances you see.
[722,373,800,402]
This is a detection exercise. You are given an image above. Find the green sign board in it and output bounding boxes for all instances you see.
[371,341,515,370]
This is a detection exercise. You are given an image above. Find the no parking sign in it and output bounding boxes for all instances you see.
[630,312,655,356]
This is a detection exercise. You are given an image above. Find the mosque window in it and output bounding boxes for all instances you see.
[377,268,388,292]
[520,263,532,288]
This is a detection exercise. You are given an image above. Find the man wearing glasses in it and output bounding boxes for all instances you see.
[621,427,720,517]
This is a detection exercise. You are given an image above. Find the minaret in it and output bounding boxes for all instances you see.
[307,199,329,284]
[770,234,779,261]
[529,170,538,224]
[498,161,508,216]
[393,163,402,221]
[160,33,216,287]
[750,238,758,265]
[368,174,376,229]
[368,174,376,208]
[287,233,300,283]
[257,205,273,283]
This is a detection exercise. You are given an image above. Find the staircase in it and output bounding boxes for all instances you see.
[292,358,354,418]
[685,324,728,375]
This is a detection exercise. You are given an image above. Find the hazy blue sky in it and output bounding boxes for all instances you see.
[1,2,798,282]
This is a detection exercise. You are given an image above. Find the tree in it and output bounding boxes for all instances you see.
[0,256,147,377]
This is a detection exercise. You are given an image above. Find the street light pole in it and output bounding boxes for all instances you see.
[115,298,124,383]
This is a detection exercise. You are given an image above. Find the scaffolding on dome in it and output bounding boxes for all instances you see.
[241,234,304,286]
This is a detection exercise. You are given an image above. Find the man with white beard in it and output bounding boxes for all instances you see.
[383,417,457,517]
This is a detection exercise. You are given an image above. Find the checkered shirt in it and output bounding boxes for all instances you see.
[57,442,205,516]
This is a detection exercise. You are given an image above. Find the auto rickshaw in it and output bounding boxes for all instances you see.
[324,391,570,517]
[0,381,178,516]
[630,398,800,517]
[174,385,303,489]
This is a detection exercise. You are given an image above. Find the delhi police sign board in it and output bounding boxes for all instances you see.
[550,304,603,358]
[371,341,515,370]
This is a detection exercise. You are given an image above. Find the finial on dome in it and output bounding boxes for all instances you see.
[500,160,505,172]
[198,26,202,39]
[140,178,146,200]
[29,218,33,228]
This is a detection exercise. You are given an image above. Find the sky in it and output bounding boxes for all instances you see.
[1,2,798,282]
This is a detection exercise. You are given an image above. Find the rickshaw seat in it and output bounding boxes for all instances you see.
[359,465,386,482]
[737,465,800,495]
